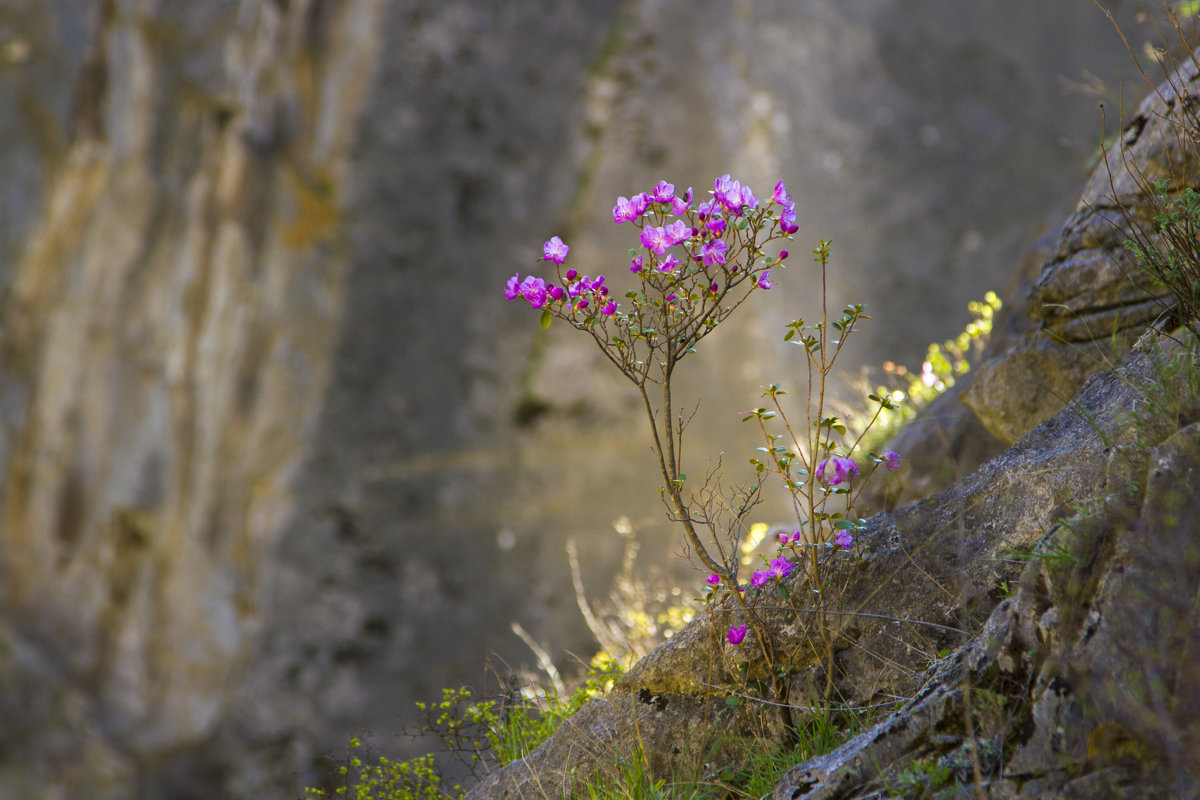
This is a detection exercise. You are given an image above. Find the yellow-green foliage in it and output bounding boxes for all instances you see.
[306,659,625,800]
[849,291,1001,453]
[304,738,459,800]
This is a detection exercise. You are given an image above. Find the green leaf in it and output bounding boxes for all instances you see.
[539,309,552,329]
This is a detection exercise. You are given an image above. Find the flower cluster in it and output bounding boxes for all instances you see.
[503,175,796,337]
[750,555,794,588]
[816,450,899,487]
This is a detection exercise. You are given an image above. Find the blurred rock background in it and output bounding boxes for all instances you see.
[0,0,1170,796]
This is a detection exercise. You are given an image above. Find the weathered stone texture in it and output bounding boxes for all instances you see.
[963,53,1200,444]
[0,1,383,796]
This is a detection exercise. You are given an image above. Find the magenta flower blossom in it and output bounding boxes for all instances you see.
[737,185,758,212]
[768,556,793,579]
[771,180,792,206]
[778,532,790,545]
[780,203,799,235]
[881,450,901,472]
[706,574,721,587]
[750,570,772,588]
[543,236,570,264]
[779,250,789,260]
[612,194,647,223]
[714,174,757,215]
[709,281,719,294]
[705,216,727,235]
[504,273,521,300]
[652,180,675,203]
[818,456,859,486]
[835,530,854,549]
[712,174,739,209]
[601,301,617,315]
[640,225,672,255]
[549,285,564,301]
[658,254,681,273]
[696,198,721,219]
[727,625,747,645]
[700,239,727,267]
[670,187,693,215]
[519,276,548,309]
[629,255,644,273]
[663,219,691,246]
[756,270,774,290]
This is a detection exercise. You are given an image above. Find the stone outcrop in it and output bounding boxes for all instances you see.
[773,336,1200,799]
[962,51,1199,444]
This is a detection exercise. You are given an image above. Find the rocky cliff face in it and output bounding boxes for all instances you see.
[0,1,383,796]
[0,1,1174,798]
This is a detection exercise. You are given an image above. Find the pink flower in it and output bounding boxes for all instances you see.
[543,236,570,264]
[750,570,771,588]
[706,574,721,587]
[778,532,790,545]
[652,180,675,203]
[756,270,774,290]
[658,254,681,273]
[835,530,854,549]
[780,203,798,235]
[519,276,548,309]
[670,187,693,215]
[817,456,859,486]
[601,301,617,315]
[663,220,691,246]
[768,556,793,579]
[629,255,644,273]
[700,239,727,267]
[640,226,671,255]
[771,180,792,206]
[612,195,647,223]
[504,273,521,300]
[727,625,747,645]
[714,174,757,215]
[881,451,901,472]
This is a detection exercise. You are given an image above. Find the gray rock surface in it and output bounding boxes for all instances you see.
[963,51,1198,444]
[775,341,1200,799]
[0,1,383,796]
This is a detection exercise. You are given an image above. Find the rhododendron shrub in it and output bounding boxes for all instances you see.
[505,175,901,701]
